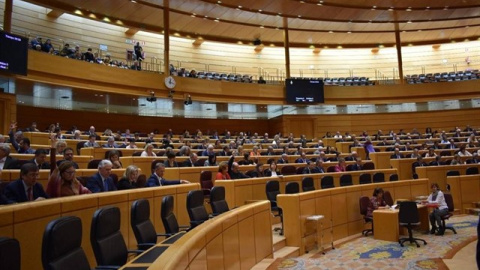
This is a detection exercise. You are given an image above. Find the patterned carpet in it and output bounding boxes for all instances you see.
[269,215,478,270]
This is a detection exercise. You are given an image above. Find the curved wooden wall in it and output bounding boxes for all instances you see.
[0,183,200,270]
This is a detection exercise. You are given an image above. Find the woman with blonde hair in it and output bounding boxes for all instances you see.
[141,143,157,157]
[117,165,141,190]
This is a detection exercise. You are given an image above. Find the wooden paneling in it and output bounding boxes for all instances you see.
[16,104,270,136]
[0,92,16,135]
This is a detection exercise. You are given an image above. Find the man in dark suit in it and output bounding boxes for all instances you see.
[277,153,289,164]
[295,152,308,163]
[0,143,20,170]
[218,146,230,156]
[377,138,390,146]
[86,160,117,193]
[313,159,325,173]
[147,163,190,186]
[56,147,79,169]
[429,156,444,166]
[302,160,317,174]
[351,158,363,171]
[182,153,198,167]
[28,149,50,170]
[4,163,48,203]
[412,156,427,175]
[345,151,358,161]
[468,153,480,164]
[390,148,404,159]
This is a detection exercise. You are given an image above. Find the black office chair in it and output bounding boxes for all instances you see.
[91,206,142,269]
[285,182,300,194]
[372,172,385,183]
[42,216,90,270]
[302,177,315,191]
[320,175,334,189]
[466,167,479,175]
[383,191,394,207]
[161,195,189,237]
[0,237,20,270]
[440,193,457,235]
[389,174,399,181]
[398,201,427,247]
[340,174,353,186]
[446,170,460,176]
[186,190,210,229]
[266,180,283,235]
[210,186,229,216]
[131,199,168,250]
[359,173,372,185]
[359,196,373,236]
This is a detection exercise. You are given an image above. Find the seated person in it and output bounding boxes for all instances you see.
[57,147,79,169]
[426,183,449,235]
[86,160,117,193]
[264,160,281,177]
[4,163,48,203]
[107,150,123,169]
[216,161,231,180]
[84,134,100,148]
[295,152,309,163]
[429,155,444,166]
[147,163,190,186]
[204,154,217,167]
[164,152,179,168]
[345,151,358,161]
[351,157,363,171]
[46,161,91,197]
[390,148,404,159]
[302,160,317,174]
[141,143,157,157]
[238,153,254,165]
[102,136,121,148]
[366,188,387,218]
[28,149,50,169]
[425,147,437,158]
[277,153,289,164]
[0,143,20,170]
[334,158,347,172]
[411,156,427,175]
[117,165,142,190]
[228,155,249,179]
[182,153,198,167]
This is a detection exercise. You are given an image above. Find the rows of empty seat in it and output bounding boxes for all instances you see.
[405,69,480,84]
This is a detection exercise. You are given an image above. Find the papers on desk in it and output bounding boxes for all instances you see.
[391,204,399,210]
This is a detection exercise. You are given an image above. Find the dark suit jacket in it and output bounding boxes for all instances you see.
[146,174,180,187]
[3,156,20,169]
[264,169,281,177]
[390,154,404,159]
[86,172,117,193]
[277,158,288,164]
[313,167,325,173]
[182,159,195,167]
[295,158,308,163]
[412,162,427,173]
[4,179,48,203]
[351,164,362,171]
[345,156,355,161]
[163,160,179,167]
[28,159,51,170]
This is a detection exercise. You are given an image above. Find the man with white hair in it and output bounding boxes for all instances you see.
[0,143,20,170]
[86,160,117,193]
[202,144,215,156]
[102,136,121,148]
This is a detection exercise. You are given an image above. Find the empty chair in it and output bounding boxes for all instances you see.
[161,195,188,237]
[359,173,372,185]
[199,171,213,197]
[440,193,457,235]
[87,159,102,169]
[398,201,427,247]
[210,186,229,216]
[0,237,20,270]
[466,167,479,175]
[266,180,283,235]
[91,206,141,269]
[389,174,399,181]
[186,190,210,229]
[285,182,300,194]
[383,191,394,206]
[320,175,334,189]
[280,165,296,176]
[302,177,315,191]
[42,216,90,270]
[340,174,353,186]
[372,172,385,183]
[446,170,460,176]
[131,199,165,250]
[362,162,375,170]
[359,196,373,236]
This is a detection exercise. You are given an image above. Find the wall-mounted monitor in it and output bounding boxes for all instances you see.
[0,31,29,76]
[285,78,324,104]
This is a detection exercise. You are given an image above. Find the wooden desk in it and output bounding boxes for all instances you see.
[373,204,429,242]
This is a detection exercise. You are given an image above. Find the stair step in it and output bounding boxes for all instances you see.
[273,234,286,252]
[251,258,276,270]
[273,246,300,259]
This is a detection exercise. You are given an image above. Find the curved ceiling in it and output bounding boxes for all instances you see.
[21,0,480,47]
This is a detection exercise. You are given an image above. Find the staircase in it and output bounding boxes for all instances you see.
[251,224,300,270]
[465,202,480,215]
